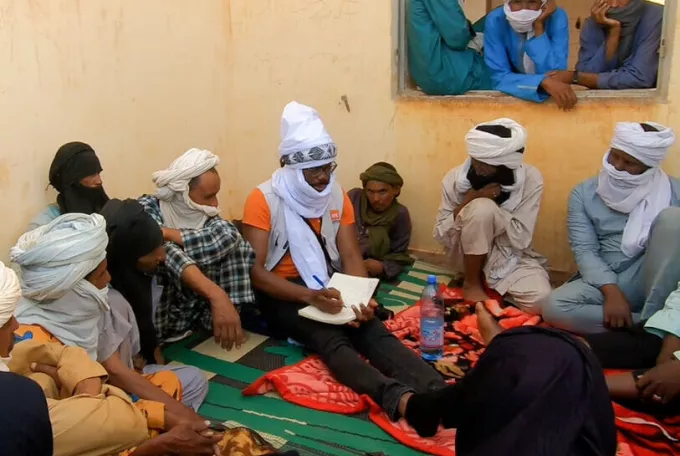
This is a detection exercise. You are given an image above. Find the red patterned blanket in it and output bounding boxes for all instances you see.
[243,288,680,456]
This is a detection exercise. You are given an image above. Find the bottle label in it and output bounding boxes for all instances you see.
[421,320,444,348]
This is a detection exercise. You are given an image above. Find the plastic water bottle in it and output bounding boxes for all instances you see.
[420,275,444,361]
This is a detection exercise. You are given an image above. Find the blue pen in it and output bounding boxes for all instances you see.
[312,275,326,289]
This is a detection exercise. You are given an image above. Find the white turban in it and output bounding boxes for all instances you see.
[272,101,339,290]
[598,122,675,258]
[0,262,21,328]
[12,213,109,360]
[278,101,337,169]
[152,148,221,229]
[610,122,675,167]
[12,213,108,302]
[465,118,527,170]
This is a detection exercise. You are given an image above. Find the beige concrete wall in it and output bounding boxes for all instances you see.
[0,0,677,275]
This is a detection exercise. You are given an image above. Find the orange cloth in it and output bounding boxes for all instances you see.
[243,187,355,278]
[15,324,179,432]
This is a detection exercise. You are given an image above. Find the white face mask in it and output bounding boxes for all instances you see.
[504,3,543,33]
[0,355,11,371]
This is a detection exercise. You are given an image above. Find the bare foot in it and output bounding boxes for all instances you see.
[463,284,490,303]
[476,303,501,345]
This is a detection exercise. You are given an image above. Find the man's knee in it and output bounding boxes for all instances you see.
[174,366,209,410]
[542,286,577,324]
[651,207,680,239]
[459,198,498,225]
[514,278,552,315]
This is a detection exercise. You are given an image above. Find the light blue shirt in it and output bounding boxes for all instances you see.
[484,7,569,102]
[568,177,680,288]
[569,177,680,339]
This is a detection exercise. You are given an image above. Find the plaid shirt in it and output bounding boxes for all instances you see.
[138,195,256,340]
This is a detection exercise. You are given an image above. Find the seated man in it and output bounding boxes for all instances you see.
[12,213,207,426]
[586,281,680,414]
[28,141,109,230]
[101,198,168,365]
[434,118,551,312]
[0,262,223,456]
[485,0,576,109]
[407,0,491,95]
[403,311,617,456]
[573,0,663,90]
[243,101,445,421]
[545,122,680,334]
[140,148,256,349]
[348,162,414,280]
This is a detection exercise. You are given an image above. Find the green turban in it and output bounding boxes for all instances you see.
[360,162,404,187]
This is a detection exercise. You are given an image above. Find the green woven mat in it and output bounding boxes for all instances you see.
[163,261,453,456]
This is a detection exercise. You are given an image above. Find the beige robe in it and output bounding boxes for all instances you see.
[9,340,150,456]
[433,164,550,311]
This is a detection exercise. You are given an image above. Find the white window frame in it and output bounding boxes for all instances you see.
[393,0,677,103]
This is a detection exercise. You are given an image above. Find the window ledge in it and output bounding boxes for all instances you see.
[397,88,662,104]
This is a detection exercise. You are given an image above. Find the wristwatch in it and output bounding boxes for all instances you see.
[572,71,580,85]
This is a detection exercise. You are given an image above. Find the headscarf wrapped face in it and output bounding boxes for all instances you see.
[11,213,110,360]
[152,148,221,230]
[606,0,644,63]
[597,122,676,257]
[49,142,109,215]
[503,0,548,34]
[272,101,338,289]
[101,199,163,363]
[455,118,528,212]
[358,163,413,265]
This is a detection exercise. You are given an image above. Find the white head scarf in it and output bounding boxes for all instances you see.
[455,118,528,212]
[504,0,548,74]
[272,101,338,290]
[152,148,221,229]
[11,213,109,360]
[597,122,676,258]
[0,262,21,371]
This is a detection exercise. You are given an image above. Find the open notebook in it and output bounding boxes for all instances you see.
[298,273,380,325]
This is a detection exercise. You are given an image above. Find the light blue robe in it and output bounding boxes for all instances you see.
[484,7,569,102]
[544,177,680,335]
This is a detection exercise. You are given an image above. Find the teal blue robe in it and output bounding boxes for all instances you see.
[407,0,491,96]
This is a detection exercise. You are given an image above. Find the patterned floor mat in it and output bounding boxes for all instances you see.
[163,261,453,456]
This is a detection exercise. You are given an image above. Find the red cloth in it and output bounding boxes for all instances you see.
[243,288,680,455]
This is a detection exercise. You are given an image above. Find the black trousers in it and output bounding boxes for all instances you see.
[257,289,445,420]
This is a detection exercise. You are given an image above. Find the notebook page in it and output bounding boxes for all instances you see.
[327,273,379,308]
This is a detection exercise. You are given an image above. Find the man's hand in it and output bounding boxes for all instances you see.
[535,0,557,26]
[469,183,502,201]
[348,300,378,328]
[364,259,384,278]
[540,77,577,110]
[657,335,680,366]
[548,70,575,85]
[637,361,680,405]
[591,0,621,29]
[210,291,246,350]
[134,421,223,456]
[306,288,344,314]
[601,285,633,329]
[31,363,103,396]
[162,228,184,246]
[154,347,166,365]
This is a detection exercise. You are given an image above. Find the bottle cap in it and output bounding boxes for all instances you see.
[427,275,437,285]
